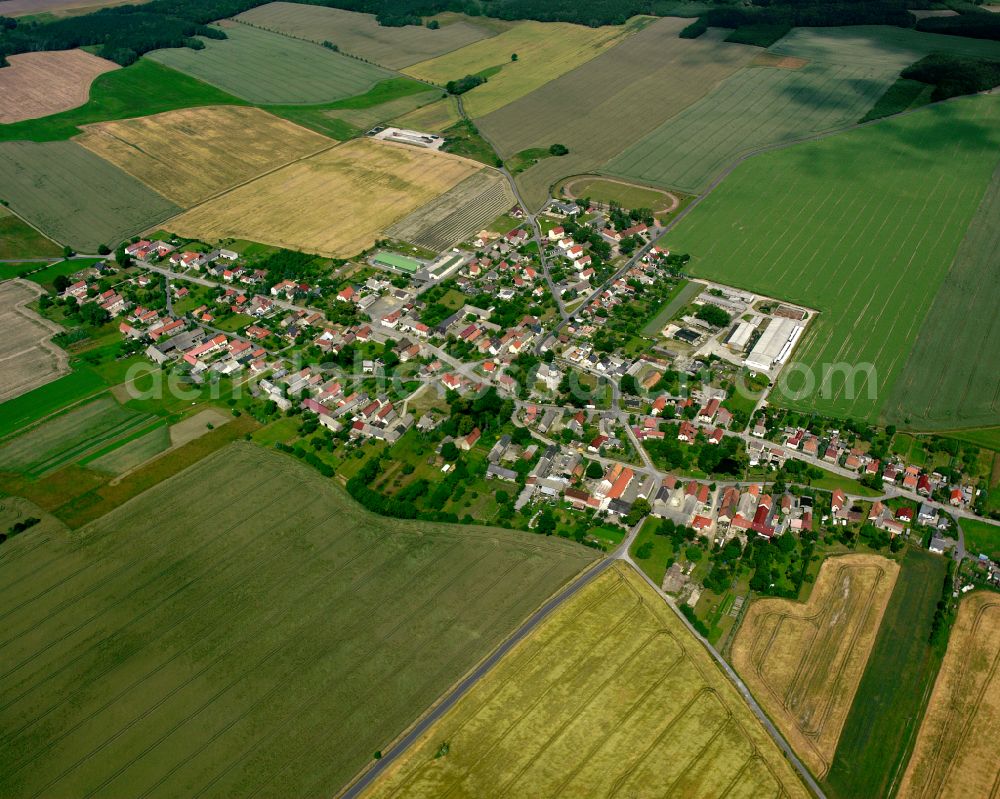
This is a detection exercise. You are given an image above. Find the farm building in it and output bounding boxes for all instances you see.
[726,320,755,352]
[745,317,805,372]
[374,252,422,273]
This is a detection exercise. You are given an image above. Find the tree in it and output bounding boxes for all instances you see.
[548,143,568,156]
[62,245,74,258]
[97,243,110,255]
[685,545,703,562]
[80,302,109,326]
[441,441,460,461]
[426,19,439,29]
[53,274,71,293]
[585,460,603,480]
[511,52,518,61]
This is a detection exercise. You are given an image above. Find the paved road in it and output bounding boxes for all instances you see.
[336,555,617,799]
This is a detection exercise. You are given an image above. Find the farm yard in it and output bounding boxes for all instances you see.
[0,280,69,403]
[386,168,515,251]
[0,442,595,799]
[234,3,497,70]
[665,94,1000,423]
[606,26,1000,194]
[402,19,645,119]
[362,563,810,799]
[898,591,1000,799]
[0,206,62,258]
[0,139,180,251]
[167,138,483,258]
[76,106,333,206]
[0,396,155,479]
[731,555,899,779]
[147,22,394,105]
[885,163,1000,431]
[0,50,118,124]
[824,549,948,799]
[476,20,755,208]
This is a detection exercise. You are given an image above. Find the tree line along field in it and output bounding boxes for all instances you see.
[730,555,899,780]
[362,562,810,799]
[75,106,335,206]
[605,25,1000,195]
[898,591,1000,799]
[0,442,596,799]
[884,162,1000,431]
[402,18,647,119]
[0,49,119,124]
[386,168,516,251]
[0,280,69,403]
[167,138,484,258]
[476,20,756,210]
[234,2,498,70]
[0,139,180,252]
[147,22,394,106]
[665,94,1000,424]
[823,549,948,799]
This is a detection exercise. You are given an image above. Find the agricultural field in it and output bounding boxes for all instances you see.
[606,26,1000,194]
[731,554,899,779]
[317,87,443,138]
[885,163,1000,431]
[147,22,394,105]
[665,95,1000,422]
[167,138,483,258]
[76,106,333,206]
[0,60,247,143]
[235,3,496,70]
[0,139,180,251]
[0,0,146,15]
[898,591,1000,799]
[83,423,170,475]
[0,395,155,478]
[0,50,118,124]
[386,168,515,251]
[0,280,69,403]
[0,205,62,258]
[403,18,645,119]
[0,442,595,798]
[825,549,948,799]
[362,562,809,799]
[391,95,461,133]
[476,20,755,208]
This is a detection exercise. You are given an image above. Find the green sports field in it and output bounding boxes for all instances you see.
[0,442,596,798]
[147,22,394,105]
[665,94,1000,423]
[0,139,180,251]
[884,162,1000,430]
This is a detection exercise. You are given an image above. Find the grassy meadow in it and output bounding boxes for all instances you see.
[167,138,483,257]
[665,95,1000,423]
[0,206,62,258]
[885,162,1000,431]
[0,442,595,798]
[0,139,180,251]
[403,19,645,118]
[362,563,810,799]
[960,517,1000,561]
[148,23,393,105]
[825,548,948,799]
[76,106,332,205]
[235,2,496,70]
[731,555,899,779]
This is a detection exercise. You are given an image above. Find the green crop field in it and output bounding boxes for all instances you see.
[824,548,947,799]
[0,442,595,798]
[0,396,154,478]
[83,422,170,475]
[0,59,247,143]
[362,563,810,799]
[606,26,1000,194]
[0,366,108,439]
[235,3,496,69]
[885,162,1000,430]
[961,517,1000,561]
[664,95,1000,423]
[0,139,180,251]
[148,22,394,105]
[0,206,62,258]
[477,21,755,209]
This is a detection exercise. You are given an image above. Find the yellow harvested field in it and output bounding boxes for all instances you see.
[76,106,333,206]
[899,591,1000,799]
[361,563,810,799]
[0,280,69,403]
[403,19,646,118]
[731,554,898,779]
[166,138,483,257]
[0,49,118,124]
